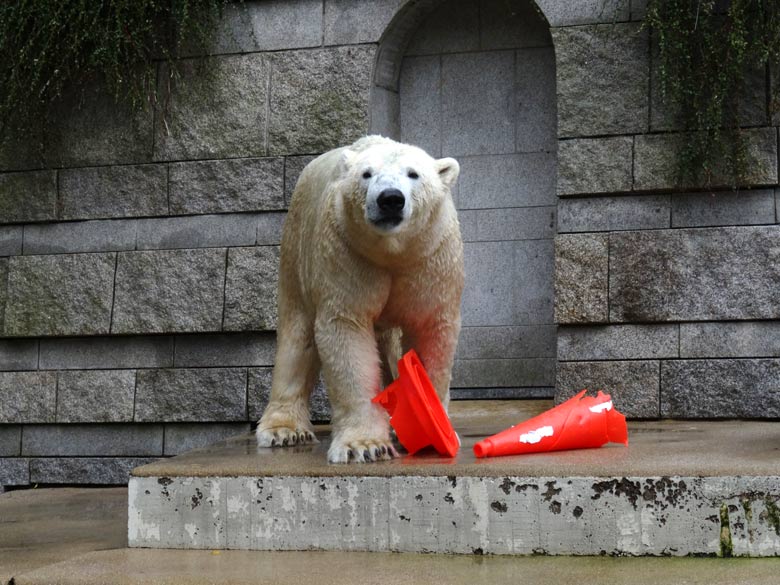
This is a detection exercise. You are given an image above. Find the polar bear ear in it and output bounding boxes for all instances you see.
[339,149,357,176]
[435,157,460,188]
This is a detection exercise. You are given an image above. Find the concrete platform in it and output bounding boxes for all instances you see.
[128,401,780,556]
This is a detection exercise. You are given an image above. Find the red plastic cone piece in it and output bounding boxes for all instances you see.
[372,349,460,457]
[473,390,628,458]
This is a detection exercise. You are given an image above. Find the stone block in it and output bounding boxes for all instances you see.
[223,247,279,331]
[633,128,778,191]
[553,23,649,137]
[462,240,554,327]
[405,0,479,56]
[661,359,780,418]
[451,387,553,399]
[480,0,552,50]
[267,46,374,155]
[556,360,660,418]
[174,332,276,367]
[452,358,555,388]
[456,325,557,360]
[58,164,168,221]
[39,336,173,370]
[247,367,331,422]
[169,158,284,215]
[554,234,609,324]
[112,249,226,334]
[399,56,442,157]
[609,226,780,322]
[4,253,115,336]
[0,171,57,223]
[155,54,267,160]
[22,424,163,457]
[29,457,156,485]
[135,368,247,422]
[23,219,137,255]
[516,47,557,153]
[0,258,7,332]
[558,195,670,232]
[671,189,775,228]
[0,458,29,486]
[441,51,516,156]
[630,0,647,20]
[558,137,634,195]
[680,321,780,358]
[255,212,287,245]
[163,423,251,456]
[212,0,323,53]
[136,214,258,250]
[558,324,679,361]
[369,85,400,137]
[457,153,557,208]
[536,0,630,26]
[0,339,39,371]
[324,0,403,45]
[0,371,56,423]
[285,156,318,205]
[0,226,22,255]
[0,426,21,456]
[458,206,556,243]
[56,370,137,423]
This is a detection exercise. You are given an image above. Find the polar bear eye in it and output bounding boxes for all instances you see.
[362,171,372,179]
[408,170,419,179]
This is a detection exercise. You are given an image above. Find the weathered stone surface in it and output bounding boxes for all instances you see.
[459,206,556,243]
[0,171,57,223]
[458,154,557,208]
[136,214,258,250]
[0,225,23,255]
[558,325,679,361]
[0,425,21,456]
[284,156,318,205]
[456,326,557,360]
[405,0,479,56]
[268,46,374,155]
[0,339,39,371]
[39,336,173,370]
[0,258,6,333]
[661,359,780,418]
[671,189,775,228]
[556,360,660,418]
[163,423,251,456]
[4,253,115,336]
[536,0,630,26]
[554,234,608,324]
[452,358,555,388]
[135,368,247,422]
[0,372,56,423]
[451,387,554,399]
[168,158,285,215]
[58,164,168,220]
[255,212,286,246]
[22,424,163,456]
[399,55,442,157]
[174,333,276,367]
[248,367,331,422]
[30,457,156,485]
[557,137,634,195]
[56,370,137,423]
[558,195,670,232]
[633,128,778,191]
[155,54,267,160]
[112,249,226,334]
[553,24,649,137]
[480,0,552,50]
[324,0,403,45]
[681,321,780,358]
[23,219,137,255]
[0,458,29,486]
[515,47,557,153]
[223,247,279,331]
[609,226,780,322]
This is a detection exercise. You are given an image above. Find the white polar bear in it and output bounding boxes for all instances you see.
[256,136,464,463]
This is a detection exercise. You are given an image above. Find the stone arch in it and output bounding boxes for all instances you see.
[371,0,558,399]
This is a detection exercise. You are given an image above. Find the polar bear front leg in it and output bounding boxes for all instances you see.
[405,314,461,412]
[315,315,397,463]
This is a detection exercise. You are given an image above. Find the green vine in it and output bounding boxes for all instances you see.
[0,0,226,142]
[645,0,780,186]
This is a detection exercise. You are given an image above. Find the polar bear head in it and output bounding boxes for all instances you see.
[340,136,459,236]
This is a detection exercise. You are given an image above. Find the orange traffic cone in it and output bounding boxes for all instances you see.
[372,350,460,457]
[473,390,628,458]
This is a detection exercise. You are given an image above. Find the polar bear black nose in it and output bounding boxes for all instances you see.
[377,189,405,213]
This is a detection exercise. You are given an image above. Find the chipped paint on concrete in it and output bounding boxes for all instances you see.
[127,475,780,556]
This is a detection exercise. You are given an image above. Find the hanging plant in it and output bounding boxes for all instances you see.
[0,0,226,142]
[644,0,780,186]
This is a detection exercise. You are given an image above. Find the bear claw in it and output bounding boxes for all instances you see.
[256,426,319,448]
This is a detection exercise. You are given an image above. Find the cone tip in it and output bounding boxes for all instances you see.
[473,439,491,458]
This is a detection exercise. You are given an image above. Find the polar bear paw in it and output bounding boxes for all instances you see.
[256,425,319,447]
[327,438,399,464]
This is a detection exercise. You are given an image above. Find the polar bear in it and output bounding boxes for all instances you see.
[256,136,464,463]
